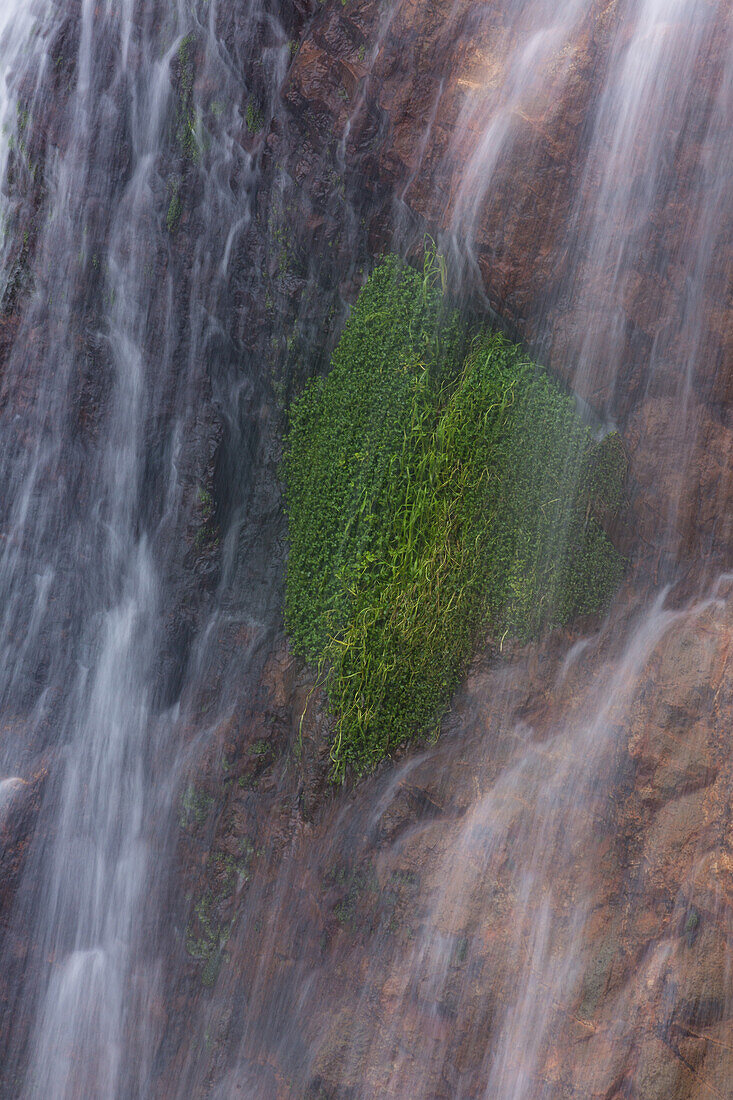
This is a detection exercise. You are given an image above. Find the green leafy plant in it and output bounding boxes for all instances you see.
[245,99,264,135]
[284,250,625,780]
[166,178,182,233]
[179,783,213,830]
[176,34,200,162]
[194,484,219,549]
[185,892,232,987]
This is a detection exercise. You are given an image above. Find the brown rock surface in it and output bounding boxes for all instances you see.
[277,0,733,564]
[156,577,732,1097]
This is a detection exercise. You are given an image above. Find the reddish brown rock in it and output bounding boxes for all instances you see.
[278,0,733,563]
[157,577,733,1098]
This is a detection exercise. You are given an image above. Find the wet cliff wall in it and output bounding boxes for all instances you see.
[0,0,730,1097]
[157,1,732,1096]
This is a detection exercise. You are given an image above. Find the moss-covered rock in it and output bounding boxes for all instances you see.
[284,251,625,780]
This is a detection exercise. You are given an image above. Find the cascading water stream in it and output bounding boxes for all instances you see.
[0,0,292,1095]
[0,6,179,1094]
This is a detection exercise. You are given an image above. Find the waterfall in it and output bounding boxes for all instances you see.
[0,0,730,1097]
[0,1,288,1094]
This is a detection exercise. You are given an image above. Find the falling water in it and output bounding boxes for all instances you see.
[0,0,294,1095]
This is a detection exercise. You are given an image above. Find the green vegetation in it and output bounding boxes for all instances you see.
[185,892,232,987]
[267,200,300,282]
[3,102,40,184]
[249,739,270,757]
[328,861,379,932]
[194,484,219,549]
[179,783,213,830]
[284,249,625,781]
[166,178,182,233]
[245,99,264,135]
[185,842,256,986]
[176,34,200,162]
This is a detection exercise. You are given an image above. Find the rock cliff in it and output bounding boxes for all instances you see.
[0,0,730,1095]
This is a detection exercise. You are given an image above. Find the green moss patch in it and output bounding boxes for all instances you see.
[284,251,625,780]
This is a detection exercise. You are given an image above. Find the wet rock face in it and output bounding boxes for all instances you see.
[152,2,733,1093]
[280,0,733,566]
[161,580,733,1098]
[624,397,733,567]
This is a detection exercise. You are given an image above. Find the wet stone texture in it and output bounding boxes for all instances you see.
[132,0,733,1093]
[157,580,733,1098]
[277,0,733,572]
